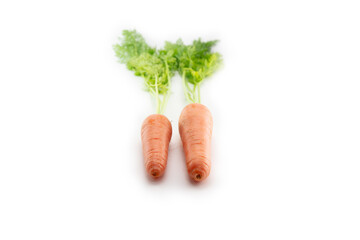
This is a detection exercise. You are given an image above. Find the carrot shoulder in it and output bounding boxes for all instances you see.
[141,114,172,178]
[179,103,213,182]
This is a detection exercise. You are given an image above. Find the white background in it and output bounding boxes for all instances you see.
[0,0,359,239]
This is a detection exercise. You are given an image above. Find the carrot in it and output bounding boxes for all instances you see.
[179,103,213,182]
[166,38,222,182]
[114,30,177,179]
[141,114,172,178]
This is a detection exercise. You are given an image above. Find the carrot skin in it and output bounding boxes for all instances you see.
[179,103,213,182]
[141,114,172,179]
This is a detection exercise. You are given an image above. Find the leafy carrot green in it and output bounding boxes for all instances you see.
[165,39,222,103]
[114,30,222,107]
[113,30,176,114]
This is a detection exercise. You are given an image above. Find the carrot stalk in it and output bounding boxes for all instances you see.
[114,30,177,179]
[166,38,222,182]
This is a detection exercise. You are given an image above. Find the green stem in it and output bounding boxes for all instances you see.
[182,71,193,103]
[145,82,156,97]
[160,61,171,114]
[160,92,169,114]
[197,84,201,103]
[165,61,170,88]
[155,75,160,114]
[192,83,200,103]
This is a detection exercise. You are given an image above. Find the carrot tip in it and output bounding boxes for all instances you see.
[151,170,159,177]
[191,169,206,182]
[148,166,163,178]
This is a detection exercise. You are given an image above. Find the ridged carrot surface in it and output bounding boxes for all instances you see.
[141,114,172,178]
[179,103,213,182]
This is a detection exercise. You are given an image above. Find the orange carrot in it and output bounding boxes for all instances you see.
[114,30,177,179]
[141,114,172,178]
[169,37,221,182]
[179,103,213,182]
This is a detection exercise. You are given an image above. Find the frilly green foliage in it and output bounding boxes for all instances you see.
[164,39,222,103]
[113,30,222,109]
[113,30,155,63]
[113,30,176,114]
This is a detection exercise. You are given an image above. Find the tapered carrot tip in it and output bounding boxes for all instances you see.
[147,163,166,179]
[191,168,207,182]
[150,168,160,177]
[141,114,172,179]
[179,103,213,182]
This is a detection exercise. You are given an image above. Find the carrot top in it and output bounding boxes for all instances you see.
[113,30,222,107]
[164,39,222,103]
[113,30,177,114]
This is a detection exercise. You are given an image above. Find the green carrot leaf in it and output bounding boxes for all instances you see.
[113,30,175,114]
[113,30,155,63]
[166,38,222,103]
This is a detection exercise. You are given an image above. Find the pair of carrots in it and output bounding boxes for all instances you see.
[142,103,213,182]
[114,30,221,182]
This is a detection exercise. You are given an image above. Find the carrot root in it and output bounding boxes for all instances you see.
[179,103,213,182]
[141,114,172,179]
